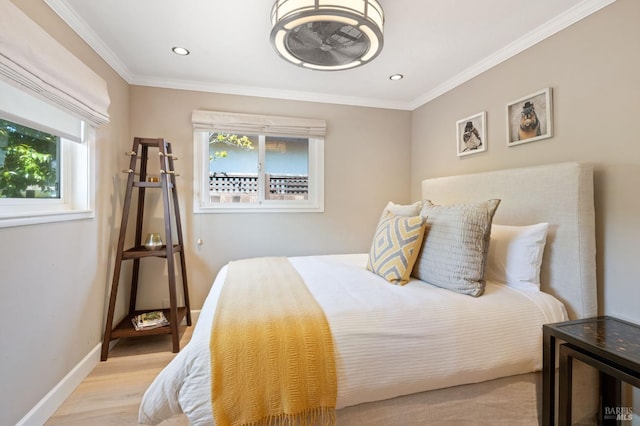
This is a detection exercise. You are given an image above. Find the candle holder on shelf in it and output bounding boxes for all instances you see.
[143,233,163,250]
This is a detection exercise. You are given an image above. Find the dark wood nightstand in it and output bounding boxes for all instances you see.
[543,316,640,426]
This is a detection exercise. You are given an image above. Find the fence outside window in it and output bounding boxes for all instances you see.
[209,172,309,203]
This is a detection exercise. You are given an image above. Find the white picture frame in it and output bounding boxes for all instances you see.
[506,88,553,146]
[456,111,486,157]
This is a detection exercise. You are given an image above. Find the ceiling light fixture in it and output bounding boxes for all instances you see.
[172,46,190,56]
[389,73,403,81]
[270,0,384,71]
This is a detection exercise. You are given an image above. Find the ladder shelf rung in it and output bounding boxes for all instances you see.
[122,244,182,259]
[110,307,188,339]
[132,182,174,188]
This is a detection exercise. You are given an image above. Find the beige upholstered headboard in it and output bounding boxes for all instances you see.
[421,162,597,320]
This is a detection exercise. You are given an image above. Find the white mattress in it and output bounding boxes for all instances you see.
[139,254,568,425]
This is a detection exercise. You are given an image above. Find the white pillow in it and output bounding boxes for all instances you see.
[378,201,423,220]
[484,223,549,291]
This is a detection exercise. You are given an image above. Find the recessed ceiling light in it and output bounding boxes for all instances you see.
[389,74,404,81]
[172,46,190,56]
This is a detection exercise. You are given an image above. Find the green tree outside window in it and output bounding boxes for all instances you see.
[0,118,59,198]
[209,133,254,161]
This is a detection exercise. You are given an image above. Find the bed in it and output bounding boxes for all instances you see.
[138,162,598,425]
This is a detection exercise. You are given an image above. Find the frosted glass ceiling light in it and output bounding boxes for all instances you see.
[270,0,384,71]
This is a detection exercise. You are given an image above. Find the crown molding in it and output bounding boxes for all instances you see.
[44,0,135,82]
[129,75,414,110]
[408,0,617,110]
[44,0,412,110]
[46,0,615,112]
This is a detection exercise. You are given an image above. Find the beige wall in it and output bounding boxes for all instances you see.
[3,0,638,423]
[411,0,639,322]
[0,2,129,425]
[0,4,410,421]
[128,86,412,309]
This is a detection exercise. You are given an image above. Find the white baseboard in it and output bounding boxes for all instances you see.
[16,343,101,426]
[17,309,200,425]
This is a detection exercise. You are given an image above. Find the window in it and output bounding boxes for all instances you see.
[0,80,93,227]
[0,118,61,199]
[0,0,109,227]
[193,111,325,213]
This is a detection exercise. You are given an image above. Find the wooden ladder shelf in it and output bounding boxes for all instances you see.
[101,137,191,361]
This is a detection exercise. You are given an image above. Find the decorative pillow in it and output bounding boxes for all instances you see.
[412,199,501,297]
[378,200,423,221]
[367,213,427,285]
[484,223,549,291]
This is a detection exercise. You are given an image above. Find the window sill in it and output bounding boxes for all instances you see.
[0,209,94,228]
[194,205,324,214]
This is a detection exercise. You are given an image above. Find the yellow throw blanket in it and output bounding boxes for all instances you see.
[211,257,337,426]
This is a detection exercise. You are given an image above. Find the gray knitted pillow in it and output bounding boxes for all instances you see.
[412,199,500,297]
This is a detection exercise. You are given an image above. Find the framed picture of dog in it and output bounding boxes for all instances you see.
[506,88,552,146]
[456,111,486,157]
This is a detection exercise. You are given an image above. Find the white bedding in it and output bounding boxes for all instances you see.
[138,253,568,425]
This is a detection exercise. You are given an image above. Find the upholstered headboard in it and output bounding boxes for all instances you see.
[421,162,597,320]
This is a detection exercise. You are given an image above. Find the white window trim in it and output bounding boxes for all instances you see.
[192,110,326,214]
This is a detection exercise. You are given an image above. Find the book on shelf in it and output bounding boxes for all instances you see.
[131,311,169,331]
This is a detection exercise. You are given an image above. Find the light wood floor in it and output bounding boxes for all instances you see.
[46,327,193,425]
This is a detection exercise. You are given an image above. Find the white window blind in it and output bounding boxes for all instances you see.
[0,80,83,142]
[192,110,326,137]
[0,0,110,126]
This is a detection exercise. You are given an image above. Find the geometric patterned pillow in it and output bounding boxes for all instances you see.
[412,199,500,296]
[367,213,427,285]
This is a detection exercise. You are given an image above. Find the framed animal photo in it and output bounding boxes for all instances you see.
[506,88,553,146]
[456,111,486,157]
